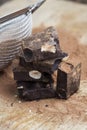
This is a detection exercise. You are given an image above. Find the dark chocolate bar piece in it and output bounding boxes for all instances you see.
[19,57,62,74]
[13,65,53,83]
[17,81,56,101]
[56,62,81,99]
[21,27,67,62]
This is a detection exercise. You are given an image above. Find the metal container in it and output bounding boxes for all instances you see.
[0,11,32,42]
[0,0,46,70]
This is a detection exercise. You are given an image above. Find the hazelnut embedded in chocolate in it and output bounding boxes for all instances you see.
[41,43,56,53]
[29,70,42,79]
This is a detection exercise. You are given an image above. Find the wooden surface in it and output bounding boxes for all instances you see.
[0,70,87,130]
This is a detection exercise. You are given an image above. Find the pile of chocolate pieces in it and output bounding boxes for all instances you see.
[13,27,81,101]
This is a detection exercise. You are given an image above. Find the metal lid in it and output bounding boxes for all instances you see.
[0,0,36,17]
[0,0,46,23]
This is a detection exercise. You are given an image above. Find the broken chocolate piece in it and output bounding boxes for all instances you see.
[57,62,81,99]
[13,65,53,83]
[19,57,62,74]
[17,81,56,100]
[21,27,67,62]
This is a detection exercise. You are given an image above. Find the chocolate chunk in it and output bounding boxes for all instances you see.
[17,81,56,101]
[13,65,53,83]
[56,62,81,99]
[19,57,62,74]
[21,27,67,62]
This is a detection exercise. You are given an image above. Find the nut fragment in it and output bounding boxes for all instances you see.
[41,43,56,53]
[29,70,42,79]
[17,86,24,89]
